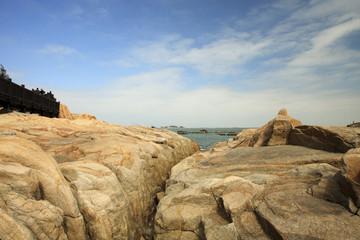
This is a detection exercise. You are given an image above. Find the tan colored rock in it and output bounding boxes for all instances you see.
[59,103,74,120]
[60,161,131,240]
[72,113,97,120]
[289,125,360,153]
[341,148,360,210]
[0,137,86,240]
[0,208,35,240]
[0,162,69,240]
[343,148,360,185]
[255,188,360,239]
[227,109,302,148]
[155,176,262,240]
[154,144,360,239]
[347,122,360,128]
[0,111,198,239]
[227,129,257,148]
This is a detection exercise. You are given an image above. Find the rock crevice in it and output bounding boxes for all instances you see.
[0,108,199,240]
[154,109,360,240]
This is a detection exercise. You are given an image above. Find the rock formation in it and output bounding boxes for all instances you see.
[59,103,74,120]
[154,109,360,240]
[0,109,199,240]
[289,125,360,153]
[227,108,302,148]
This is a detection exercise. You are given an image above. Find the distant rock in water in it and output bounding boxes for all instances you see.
[154,108,360,240]
[0,107,199,240]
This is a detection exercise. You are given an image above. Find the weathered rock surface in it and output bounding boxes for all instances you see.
[59,104,74,120]
[227,108,302,148]
[289,125,360,153]
[347,122,360,128]
[154,109,360,240]
[154,145,360,240]
[0,110,198,240]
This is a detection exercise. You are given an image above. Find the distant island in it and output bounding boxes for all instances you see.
[160,125,185,129]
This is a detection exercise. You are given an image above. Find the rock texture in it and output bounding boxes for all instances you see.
[154,109,360,240]
[0,110,198,240]
[227,108,302,148]
[347,122,360,128]
[289,125,360,153]
[59,104,74,120]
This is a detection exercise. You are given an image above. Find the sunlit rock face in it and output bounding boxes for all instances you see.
[227,108,302,148]
[154,109,360,240]
[0,110,199,240]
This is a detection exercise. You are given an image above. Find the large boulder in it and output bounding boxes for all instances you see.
[0,136,86,240]
[347,122,360,128]
[154,145,360,239]
[341,148,360,210]
[228,109,302,148]
[289,125,360,153]
[0,112,199,239]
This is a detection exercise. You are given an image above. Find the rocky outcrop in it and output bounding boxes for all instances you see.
[59,104,74,120]
[71,113,97,120]
[347,122,360,128]
[227,108,302,148]
[289,125,360,153]
[0,111,198,240]
[154,109,360,240]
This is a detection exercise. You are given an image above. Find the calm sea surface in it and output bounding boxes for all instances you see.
[166,128,245,150]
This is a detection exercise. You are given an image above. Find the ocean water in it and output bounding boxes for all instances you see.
[166,128,245,150]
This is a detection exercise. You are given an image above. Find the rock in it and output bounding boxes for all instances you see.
[0,111,198,239]
[227,109,302,148]
[227,129,257,148]
[72,113,97,120]
[59,104,74,120]
[255,188,360,239]
[60,161,131,240]
[347,122,360,128]
[154,144,360,239]
[0,137,87,240]
[343,148,360,185]
[341,148,360,210]
[0,161,68,240]
[289,125,360,153]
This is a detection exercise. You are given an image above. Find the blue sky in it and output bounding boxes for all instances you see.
[1,0,360,127]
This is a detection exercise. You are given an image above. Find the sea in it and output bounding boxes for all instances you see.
[166,128,245,150]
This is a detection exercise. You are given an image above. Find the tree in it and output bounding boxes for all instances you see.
[0,64,11,81]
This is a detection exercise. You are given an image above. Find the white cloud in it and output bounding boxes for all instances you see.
[290,0,360,23]
[170,37,271,75]
[115,33,270,76]
[56,67,360,127]
[38,44,79,55]
[289,18,360,67]
[57,0,360,127]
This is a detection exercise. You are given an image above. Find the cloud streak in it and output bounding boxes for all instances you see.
[38,44,79,55]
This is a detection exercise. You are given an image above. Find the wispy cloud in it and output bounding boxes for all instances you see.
[289,18,360,67]
[38,44,79,55]
[112,32,271,77]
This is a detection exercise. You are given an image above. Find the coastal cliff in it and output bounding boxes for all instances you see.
[154,109,360,239]
[0,108,199,240]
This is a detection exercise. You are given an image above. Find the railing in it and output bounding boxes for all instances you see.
[0,76,60,117]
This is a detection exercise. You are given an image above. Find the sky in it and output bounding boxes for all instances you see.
[1,0,360,127]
